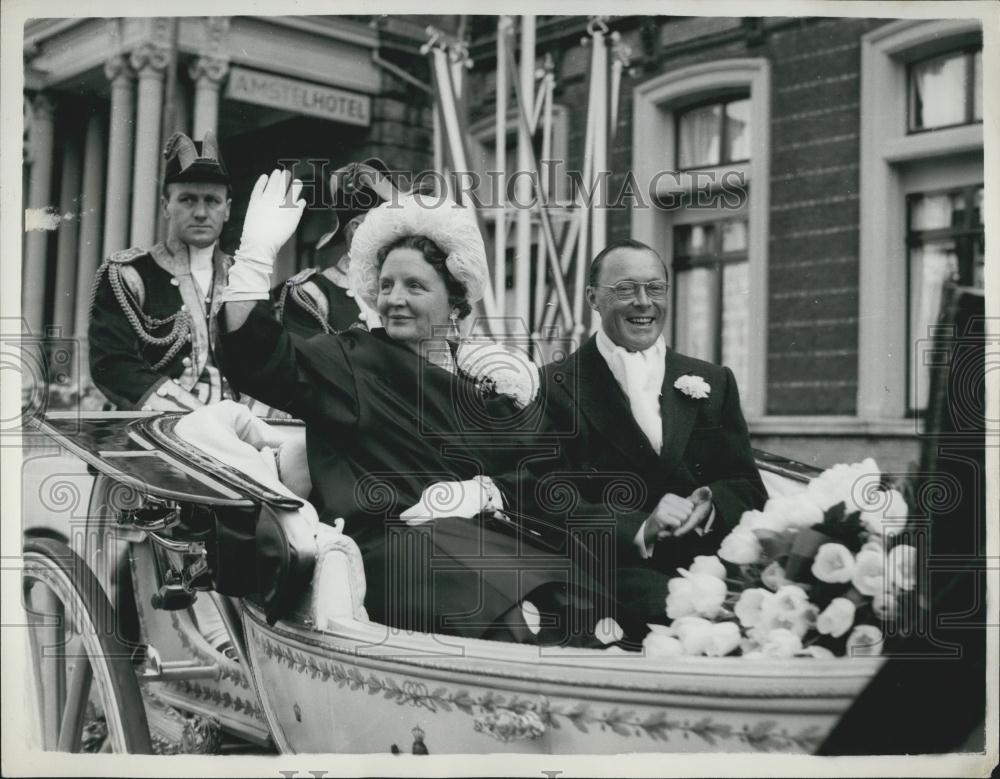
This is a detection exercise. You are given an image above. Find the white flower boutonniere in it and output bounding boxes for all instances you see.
[456,340,540,409]
[674,374,711,400]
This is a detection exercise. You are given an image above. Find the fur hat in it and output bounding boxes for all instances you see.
[348,193,488,310]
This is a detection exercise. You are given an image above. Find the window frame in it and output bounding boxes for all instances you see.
[632,59,770,419]
[904,184,985,416]
[906,45,983,135]
[674,94,752,170]
[672,217,750,368]
[858,19,984,424]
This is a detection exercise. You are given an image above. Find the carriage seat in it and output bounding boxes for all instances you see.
[174,401,369,627]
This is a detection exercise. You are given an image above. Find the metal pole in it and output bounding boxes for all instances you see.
[494,16,510,317]
[513,16,535,333]
[589,23,609,335]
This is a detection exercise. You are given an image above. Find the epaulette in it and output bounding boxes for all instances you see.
[108,247,146,264]
[283,267,318,287]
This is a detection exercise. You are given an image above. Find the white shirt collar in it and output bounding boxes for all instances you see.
[188,242,215,271]
[594,328,666,454]
[595,328,666,363]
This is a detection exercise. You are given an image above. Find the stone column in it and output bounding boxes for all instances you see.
[102,55,134,257]
[129,40,170,248]
[75,113,106,352]
[22,93,56,335]
[189,55,229,140]
[52,130,83,335]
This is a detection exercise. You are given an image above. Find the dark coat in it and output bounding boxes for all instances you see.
[520,335,767,620]
[218,304,603,639]
[88,241,231,409]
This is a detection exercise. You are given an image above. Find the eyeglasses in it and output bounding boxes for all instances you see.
[595,281,670,301]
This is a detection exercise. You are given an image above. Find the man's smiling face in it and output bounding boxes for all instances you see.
[587,247,669,352]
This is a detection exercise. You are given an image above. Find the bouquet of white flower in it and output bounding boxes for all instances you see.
[645,459,918,660]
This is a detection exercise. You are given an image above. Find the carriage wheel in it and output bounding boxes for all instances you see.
[22,537,152,753]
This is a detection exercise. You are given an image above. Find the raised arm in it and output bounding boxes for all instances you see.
[221,169,306,332]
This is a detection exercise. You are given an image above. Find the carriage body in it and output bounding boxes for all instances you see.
[20,411,881,754]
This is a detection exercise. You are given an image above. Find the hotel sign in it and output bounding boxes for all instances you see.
[226,66,371,127]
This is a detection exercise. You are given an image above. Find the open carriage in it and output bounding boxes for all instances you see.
[19,410,885,756]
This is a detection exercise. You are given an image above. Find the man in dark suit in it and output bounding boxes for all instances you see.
[527,238,767,622]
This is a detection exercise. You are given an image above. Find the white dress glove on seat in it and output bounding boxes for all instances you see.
[222,169,306,303]
[174,400,315,509]
[399,476,504,526]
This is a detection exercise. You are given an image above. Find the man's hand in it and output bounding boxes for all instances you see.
[673,486,714,537]
[643,486,714,547]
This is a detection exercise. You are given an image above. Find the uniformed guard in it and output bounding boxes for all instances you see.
[271,159,393,338]
[88,131,235,411]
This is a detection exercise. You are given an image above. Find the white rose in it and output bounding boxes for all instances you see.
[760,585,815,637]
[845,624,884,656]
[671,616,714,655]
[888,544,917,591]
[689,555,727,580]
[734,588,772,628]
[643,625,684,659]
[851,548,885,597]
[686,573,728,619]
[861,536,884,554]
[761,628,803,658]
[807,459,881,513]
[665,577,696,620]
[763,496,824,530]
[760,561,791,592]
[705,622,742,657]
[799,645,837,659]
[718,526,762,565]
[739,509,787,534]
[816,597,857,638]
[811,543,856,584]
[872,589,897,620]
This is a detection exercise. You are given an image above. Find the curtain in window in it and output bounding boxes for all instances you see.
[677,105,721,168]
[909,242,958,411]
[674,267,716,362]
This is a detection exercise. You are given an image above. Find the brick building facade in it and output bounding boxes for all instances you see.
[21,15,985,473]
[462,15,984,472]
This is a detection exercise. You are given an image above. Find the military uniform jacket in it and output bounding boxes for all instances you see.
[88,240,232,409]
[271,263,367,339]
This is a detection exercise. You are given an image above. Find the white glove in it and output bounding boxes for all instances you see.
[223,169,306,302]
[400,476,504,526]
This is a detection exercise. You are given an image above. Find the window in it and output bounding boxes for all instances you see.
[906,185,984,413]
[632,60,770,418]
[908,47,982,133]
[676,97,751,169]
[858,20,983,423]
[672,219,750,389]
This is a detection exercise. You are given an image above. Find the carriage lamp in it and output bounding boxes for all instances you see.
[118,497,181,532]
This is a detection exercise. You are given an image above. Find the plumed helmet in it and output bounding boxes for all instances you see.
[348,193,488,310]
[162,130,230,192]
